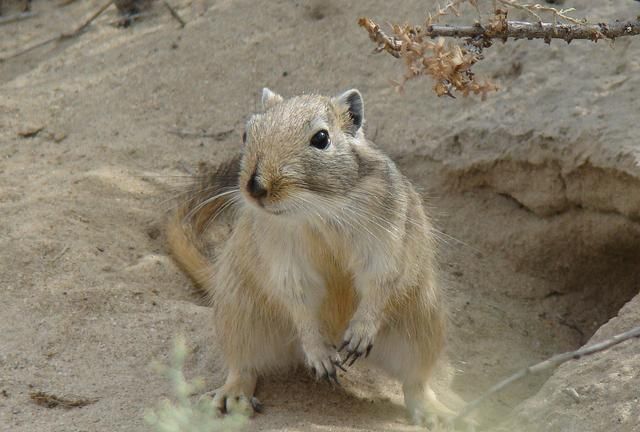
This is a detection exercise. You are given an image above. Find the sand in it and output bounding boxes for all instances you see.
[1,0,639,431]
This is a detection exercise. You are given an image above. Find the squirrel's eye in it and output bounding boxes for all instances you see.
[310,130,330,150]
[242,131,247,143]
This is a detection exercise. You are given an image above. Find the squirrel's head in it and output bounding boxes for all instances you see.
[239,88,365,217]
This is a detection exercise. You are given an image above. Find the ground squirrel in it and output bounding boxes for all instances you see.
[167,88,457,426]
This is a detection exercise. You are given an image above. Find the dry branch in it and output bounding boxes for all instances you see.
[360,17,640,53]
[423,20,640,41]
[359,0,640,99]
[359,17,498,98]
[30,391,98,409]
[167,127,234,140]
[452,325,640,424]
[359,18,402,57]
[496,0,582,24]
[0,11,36,25]
[163,0,185,27]
[0,1,113,62]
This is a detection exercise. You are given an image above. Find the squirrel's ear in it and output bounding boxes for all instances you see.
[333,89,364,136]
[261,88,284,110]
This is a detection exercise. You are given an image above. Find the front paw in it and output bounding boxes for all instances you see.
[303,341,344,385]
[339,318,377,366]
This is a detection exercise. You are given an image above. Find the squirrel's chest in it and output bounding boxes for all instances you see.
[255,223,350,296]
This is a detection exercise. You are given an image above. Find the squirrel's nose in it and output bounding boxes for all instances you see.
[247,173,268,199]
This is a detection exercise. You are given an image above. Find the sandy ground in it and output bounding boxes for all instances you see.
[1,0,639,431]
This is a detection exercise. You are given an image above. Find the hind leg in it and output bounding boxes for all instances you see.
[402,380,457,429]
[210,324,300,416]
[367,326,458,429]
[210,295,299,416]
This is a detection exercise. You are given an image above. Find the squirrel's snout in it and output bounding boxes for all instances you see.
[247,173,268,200]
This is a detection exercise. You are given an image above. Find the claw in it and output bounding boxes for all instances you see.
[348,352,361,366]
[333,360,347,372]
[338,340,349,352]
[351,339,362,354]
[251,397,263,413]
[220,396,228,414]
[365,344,373,358]
[329,370,340,387]
[342,342,363,366]
[322,362,332,379]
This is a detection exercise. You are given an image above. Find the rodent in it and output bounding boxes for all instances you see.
[166,88,458,426]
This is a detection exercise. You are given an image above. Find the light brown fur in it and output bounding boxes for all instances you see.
[166,88,459,428]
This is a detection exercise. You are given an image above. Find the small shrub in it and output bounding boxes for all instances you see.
[145,337,247,432]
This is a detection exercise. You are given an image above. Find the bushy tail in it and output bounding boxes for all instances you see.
[165,156,241,297]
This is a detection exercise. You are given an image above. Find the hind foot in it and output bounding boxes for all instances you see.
[204,370,261,416]
[203,389,262,417]
[404,383,474,431]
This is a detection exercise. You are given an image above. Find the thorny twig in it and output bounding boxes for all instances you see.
[452,325,640,424]
[426,0,467,26]
[167,127,234,141]
[359,17,498,99]
[163,0,185,27]
[0,0,114,62]
[0,11,36,25]
[30,391,98,409]
[359,0,640,98]
[107,11,153,26]
[496,0,582,25]
[49,245,70,263]
[363,18,640,45]
[361,18,402,58]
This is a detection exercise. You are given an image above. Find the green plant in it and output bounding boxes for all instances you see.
[145,337,247,432]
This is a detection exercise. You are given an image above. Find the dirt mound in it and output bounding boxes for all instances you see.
[440,154,640,340]
[400,147,640,428]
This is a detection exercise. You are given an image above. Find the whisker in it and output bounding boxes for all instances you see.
[202,194,243,232]
[304,194,386,245]
[429,227,482,254]
[184,189,240,222]
[159,183,229,207]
